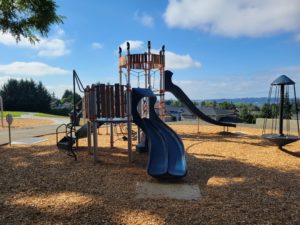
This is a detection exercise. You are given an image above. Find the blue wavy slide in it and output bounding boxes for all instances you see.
[131,88,187,178]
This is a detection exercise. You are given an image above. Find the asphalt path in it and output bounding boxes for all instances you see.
[0,114,69,146]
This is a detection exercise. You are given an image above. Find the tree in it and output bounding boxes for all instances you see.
[0,79,51,112]
[283,92,292,119]
[36,82,52,112]
[236,103,260,112]
[259,104,272,118]
[164,100,173,105]
[291,98,300,115]
[0,0,64,43]
[201,100,217,108]
[239,107,256,124]
[61,90,82,105]
[218,101,236,110]
[171,100,184,107]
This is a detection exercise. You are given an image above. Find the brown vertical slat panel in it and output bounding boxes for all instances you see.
[120,85,125,117]
[106,85,111,118]
[115,84,120,117]
[100,84,106,117]
[110,85,115,118]
[89,87,93,119]
[96,85,100,117]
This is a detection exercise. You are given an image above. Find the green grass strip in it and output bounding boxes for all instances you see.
[34,112,67,118]
[2,111,24,117]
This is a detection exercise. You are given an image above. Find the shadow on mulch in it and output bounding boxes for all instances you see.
[0,141,299,225]
[279,147,300,158]
[180,132,272,147]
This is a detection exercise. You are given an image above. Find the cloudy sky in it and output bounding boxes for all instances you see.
[1,0,300,99]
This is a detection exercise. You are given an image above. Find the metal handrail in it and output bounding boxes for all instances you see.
[73,70,85,93]
[56,123,67,145]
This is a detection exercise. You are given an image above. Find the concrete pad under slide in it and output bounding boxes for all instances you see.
[136,182,201,200]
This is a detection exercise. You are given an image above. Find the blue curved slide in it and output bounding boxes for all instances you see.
[132,88,187,178]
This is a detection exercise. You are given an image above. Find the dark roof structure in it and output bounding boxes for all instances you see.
[271,75,295,86]
[197,106,237,117]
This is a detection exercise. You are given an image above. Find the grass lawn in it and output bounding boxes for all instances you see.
[34,112,68,118]
[2,111,25,117]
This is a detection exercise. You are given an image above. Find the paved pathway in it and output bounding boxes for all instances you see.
[0,114,69,146]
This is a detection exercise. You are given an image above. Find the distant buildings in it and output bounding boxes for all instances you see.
[165,104,240,123]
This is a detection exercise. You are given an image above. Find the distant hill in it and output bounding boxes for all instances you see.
[194,98,269,106]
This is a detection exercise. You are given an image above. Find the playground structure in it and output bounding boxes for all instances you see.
[56,41,168,176]
[56,41,237,178]
[262,75,300,148]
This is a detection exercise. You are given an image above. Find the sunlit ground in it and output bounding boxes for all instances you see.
[0,124,299,225]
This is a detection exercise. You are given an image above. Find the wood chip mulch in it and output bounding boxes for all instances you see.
[0,118,54,129]
[0,124,299,225]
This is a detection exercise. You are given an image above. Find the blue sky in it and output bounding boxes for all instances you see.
[1,0,300,99]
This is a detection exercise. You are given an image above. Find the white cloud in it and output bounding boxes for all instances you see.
[37,38,70,57]
[134,11,154,27]
[165,51,201,69]
[55,28,65,37]
[151,48,201,69]
[119,40,144,51]
[164,0,300,37]
[0,62,69,76]
[0,32,31,46]
[91,42,103,49]
[46,84,73,98]
[277,66,300,72]
[0,30,70,57]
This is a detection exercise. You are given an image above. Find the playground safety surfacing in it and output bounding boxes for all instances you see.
[0,124,299,225]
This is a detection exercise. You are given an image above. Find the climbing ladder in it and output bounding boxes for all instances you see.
[56,123,77,160]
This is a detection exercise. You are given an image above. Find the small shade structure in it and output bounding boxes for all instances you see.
[262,75,300,148]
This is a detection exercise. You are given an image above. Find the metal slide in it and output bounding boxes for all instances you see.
[75,123,89,139]
[132,88,187,178]
[164,70,236,127]
[75,122,104,139]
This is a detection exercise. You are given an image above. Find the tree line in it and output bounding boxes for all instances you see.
[166,99,300,124]
[0,79,81,115]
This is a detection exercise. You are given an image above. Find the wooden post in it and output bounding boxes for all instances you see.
[6,114,13,146]
[93,121,98,163]
[87,121,92,154]
[127,42,132,162]
[110,122,114,148]
[90,85,98,163]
